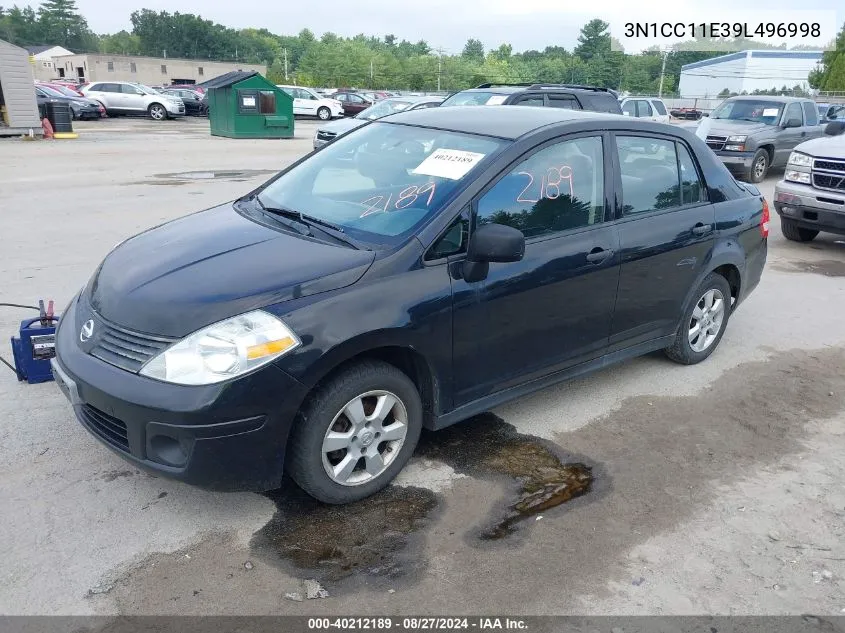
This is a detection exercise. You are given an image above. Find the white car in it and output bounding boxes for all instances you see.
[276,85,343,120]
[81,81,185,120]
[619,97,670,123]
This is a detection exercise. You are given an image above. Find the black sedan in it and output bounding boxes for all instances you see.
[35,85,102,120]
[52,107,767,504]
[162,89,208,116]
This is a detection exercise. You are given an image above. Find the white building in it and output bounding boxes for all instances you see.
[678,50,823,98]
[26,45,74,81]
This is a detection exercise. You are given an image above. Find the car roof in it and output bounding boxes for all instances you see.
[724,95,809,103]
[382,105,627,140]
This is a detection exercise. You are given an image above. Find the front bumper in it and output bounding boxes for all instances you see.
[713,151,754,174]
[774,180,845,236]
[165,101,186,116]
[52,294,309,491]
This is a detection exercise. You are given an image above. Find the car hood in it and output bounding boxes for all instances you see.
[794,134,845,158]
[695,118,773,139]
[86,203,376,338]
[317,118,368,136]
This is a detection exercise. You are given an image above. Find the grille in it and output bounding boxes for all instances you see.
[813,158,845,174]
[705,135,726,151]
[813,173,845,191]
[316,130,337,141]
[89,318,175,373]
[80,405,129,452]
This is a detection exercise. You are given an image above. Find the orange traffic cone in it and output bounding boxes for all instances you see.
[42,117,54,139]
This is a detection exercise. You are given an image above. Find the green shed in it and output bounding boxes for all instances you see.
[205,70,294,139]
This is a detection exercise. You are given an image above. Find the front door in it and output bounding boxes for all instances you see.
[120,83,146,112]
[609,133,715,350]
[450,134,620,406]
[775,101,807,166]
[296,89,318,115]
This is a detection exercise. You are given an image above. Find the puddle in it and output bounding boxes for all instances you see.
[153,169,276,181]
[772,259,845,277]
[254,483,437,582]
[417,414,594,540]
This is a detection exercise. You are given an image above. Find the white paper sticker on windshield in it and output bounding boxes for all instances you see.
[412,149,486,180]
[762,108,779,117]
[486,95,508,105]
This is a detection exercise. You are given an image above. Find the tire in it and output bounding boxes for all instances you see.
[780,217,818,242]
[285,360,422,504]
[148,103,167,120]
[317,106,331,121]
[665,273,732,365]
[747,149,769,183]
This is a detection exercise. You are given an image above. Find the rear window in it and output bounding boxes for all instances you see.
[441,91,508,106]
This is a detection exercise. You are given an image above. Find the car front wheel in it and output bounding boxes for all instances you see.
[747,149,769,183]
[285,360,422,504]
[665,273,732,365]
[148,103,167,120]
[317,106,331,120]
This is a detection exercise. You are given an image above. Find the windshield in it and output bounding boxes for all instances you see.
[133,84,159,95]
[710,99,783,125]
[256,122,506,244]
[38,85,66,98]
[441,91,509,106]
[49,85,80,97]
[356,100,413,120]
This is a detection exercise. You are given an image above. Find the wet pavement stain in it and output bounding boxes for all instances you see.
[417,414,594,540]
[253,483,437,582]
[772,259,845,277]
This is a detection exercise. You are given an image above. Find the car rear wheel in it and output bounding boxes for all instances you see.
[665,273,732,365]
[285,360,422,504]
[747,149,769,183]
[148,103,167,121]
[317,106,331,121]
[780,218,819,242]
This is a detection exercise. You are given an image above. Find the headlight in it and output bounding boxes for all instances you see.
[784,169,811,185]
[788,152,812,167]
[140,310,300,385]
[726,135,747,143]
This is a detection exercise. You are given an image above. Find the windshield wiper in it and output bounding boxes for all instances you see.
[254,196,366,250]
[252,197,313,236]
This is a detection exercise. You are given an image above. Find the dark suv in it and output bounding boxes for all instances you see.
[53,107,767,505]
[441,83,622,114]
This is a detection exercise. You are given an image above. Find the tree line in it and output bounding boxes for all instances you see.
[1,0,843,93]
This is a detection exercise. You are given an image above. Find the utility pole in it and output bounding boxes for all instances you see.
[370,58,374,87]
[658,49,669,97]
[283,48,288,81]
[163,49,167,59]
[434,47,446,92]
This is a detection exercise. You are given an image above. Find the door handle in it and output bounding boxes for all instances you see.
[586,247,614,264]
[691,223,713,236]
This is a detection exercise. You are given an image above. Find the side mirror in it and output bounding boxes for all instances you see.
[783,117,802,129]
[824,121,845,136]
[463,223,525,283]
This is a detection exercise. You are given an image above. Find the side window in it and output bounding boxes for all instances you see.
[617,136,680,215]
[802,101,819,126]
[476,136,605,238]
[427,215,469,260]
[514,95,545,107]
[677,144,705,205]
[621,100,637,117]
[336,93,347,102]
[783,102,803,125]
[830,105,845,120]
[121,84,140,94]
[88,83,103,92]
[548,95,579,109]
[636,100,653,117]
[651,100,668,116]
[349,94,364,103]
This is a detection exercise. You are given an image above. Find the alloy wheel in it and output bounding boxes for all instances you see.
[150,105,165,120]
[688,288,725,353]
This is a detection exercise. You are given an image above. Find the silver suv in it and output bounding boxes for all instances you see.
[81,81,185,120]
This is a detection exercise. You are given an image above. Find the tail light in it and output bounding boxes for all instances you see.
[761,198,770,238]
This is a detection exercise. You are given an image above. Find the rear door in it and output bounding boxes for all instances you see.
[449,133,620,405]
[609,132,715,350]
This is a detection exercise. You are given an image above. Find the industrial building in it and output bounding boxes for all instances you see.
[0,39,42,137]
[678,50,824,98]
[43,53,266,87]
[26,45,75,81]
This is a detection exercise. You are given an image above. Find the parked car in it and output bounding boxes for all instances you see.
[332,91,373,116]
[619,97,670,123]
[39,81,84,97]
[81,81,185,120]
[773,121,845,241]
[34,85,102,120]
[670,107,704,120]
[313,95,444,150]
[52,106,767,504]
[817,103,845,123]
[162,88,208,116]
[169,84,205,95]
[440,83,622,114]
[276,85,343,120]
[694,96,824,183]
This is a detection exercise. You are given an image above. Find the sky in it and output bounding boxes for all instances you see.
[72,0,841,54]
